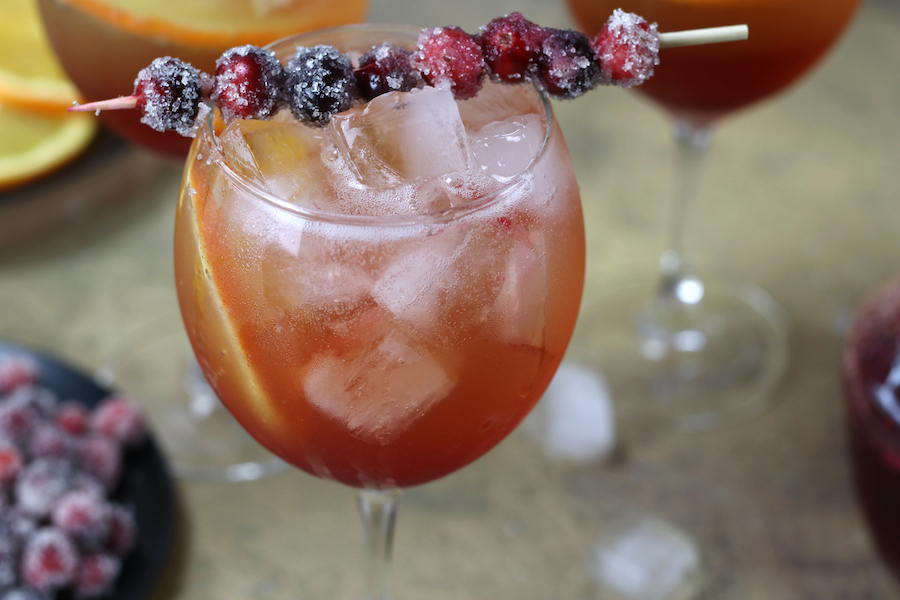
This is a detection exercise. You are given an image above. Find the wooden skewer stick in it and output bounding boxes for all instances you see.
[66,24,749,114]
[659,25,749,49]
[68,95,137,113]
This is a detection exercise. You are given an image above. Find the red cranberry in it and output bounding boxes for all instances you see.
[413,26,486,99]
[0,357,38,394]
[75,553,122,598]
[535,28,601,99]
[213,45,285,122]
[76,436,121,491]
[56,401,90,436]
[91,396,146,449]
[21,527,80,592]
[105,505,136,556]
[591,9,659,88]
[480,13,548,83]
[52,491,112,550]
[355,43,424,101]
[135,56,206,136]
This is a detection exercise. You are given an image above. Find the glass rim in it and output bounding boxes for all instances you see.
[200,23,554,228]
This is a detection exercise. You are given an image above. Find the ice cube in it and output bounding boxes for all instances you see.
[326,85,471,190]
[490,222,547,346]
[218,114,332,209]
[588,516,704,600]
[372,222,509,336]
[302,322,454,444]
[523,362,615,464]
[471,113,544,183]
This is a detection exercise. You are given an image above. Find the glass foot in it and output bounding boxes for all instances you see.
[94,313,290,482]
[570,271,789,433]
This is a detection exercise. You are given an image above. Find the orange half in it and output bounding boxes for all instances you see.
[0,103,97,191]
[0,0,82,111]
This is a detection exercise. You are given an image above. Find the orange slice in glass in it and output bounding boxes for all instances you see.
[0,103,97,191]
[0,0,82,112]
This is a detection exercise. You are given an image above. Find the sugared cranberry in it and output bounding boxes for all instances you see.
[0,442,22,486]
[535,28,601,99]
[355,43,424,101]
[52,491,112,550]
[0,398,39,446]
[413,26,486,99]
[56,401,90,436]
[104,505,136,556]
[285,45,358,126]
[15,459,72,519]
[28,423,74,461]
[90,396,146,449]
[0,508,37,548]
[75,553,122,598]
[76,436,121,491]
[0,357,38,394]
[21,527,80,592]
[592,9,659,88]
[480,13,547,83]
[135,56,206,136]
[213,45,285,122]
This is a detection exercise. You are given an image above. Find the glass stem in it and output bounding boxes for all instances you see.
[657,119,714,297]
[357,488,402,600]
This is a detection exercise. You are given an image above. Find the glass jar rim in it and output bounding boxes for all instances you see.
[200,23,554,228]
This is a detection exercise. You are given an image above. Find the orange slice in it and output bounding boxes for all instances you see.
[56,0,369,49]
[0,103,97,191]
[0,0,82,111]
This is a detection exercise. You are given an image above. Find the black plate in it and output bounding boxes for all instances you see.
[0,341,178,600]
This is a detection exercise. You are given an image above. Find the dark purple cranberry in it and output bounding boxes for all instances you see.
[134,56,206,135]
[535,28,601,99]
[354,43,424,101]
[413,26,486,100]
[212,45,285,122]
[285,45,358,126]
[480,13,548,83]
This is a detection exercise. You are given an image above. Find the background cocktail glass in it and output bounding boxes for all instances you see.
[563,0,862,432]
[37,0,368,157]
[37,0,368,481]
[173,24,585,598]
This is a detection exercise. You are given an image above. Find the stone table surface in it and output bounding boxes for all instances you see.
[0,0,899,598]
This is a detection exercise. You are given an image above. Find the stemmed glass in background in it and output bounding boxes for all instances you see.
[564,0,862,432]
[173,24,585,598]
[37,0,368,480]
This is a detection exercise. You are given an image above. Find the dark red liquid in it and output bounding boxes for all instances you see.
[844,277,900,579]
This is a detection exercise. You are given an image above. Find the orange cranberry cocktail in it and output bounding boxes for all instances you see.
[37,0,367,156]
[568,0,861,123]
[173,26,586,489]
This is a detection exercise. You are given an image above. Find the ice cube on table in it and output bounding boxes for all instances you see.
[588,516,704,600]
[471,113,544,183]
[523,362,615,464]
[303,318,453,444]
[327,85,471,190]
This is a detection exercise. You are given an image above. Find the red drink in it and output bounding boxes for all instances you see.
[174,26,586,489]
[37,0,368,156]
[844,277,900,579]
[567,0,861,124]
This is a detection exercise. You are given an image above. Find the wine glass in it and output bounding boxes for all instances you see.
[563,0,862,432]
[173,24,585,598]
[37,0,369,481]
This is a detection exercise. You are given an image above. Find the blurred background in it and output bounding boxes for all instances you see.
[0,0,898,597]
